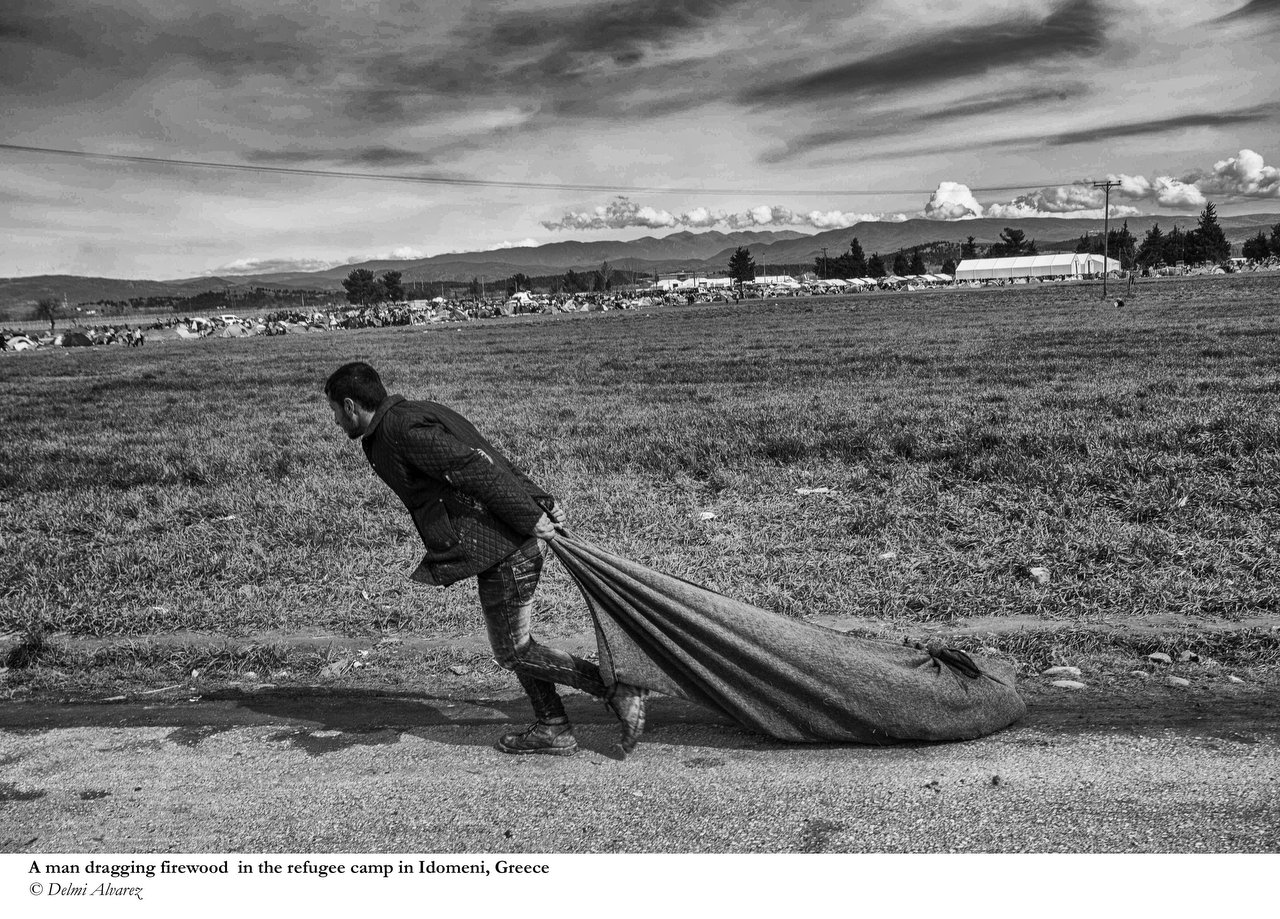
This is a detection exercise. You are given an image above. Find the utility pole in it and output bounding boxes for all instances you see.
[1092,180,1119,298]
[821,247,829,279]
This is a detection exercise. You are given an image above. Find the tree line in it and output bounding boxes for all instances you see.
[804,203,1269,280]
[340,202,1278,307]
[1071,203,1276,270]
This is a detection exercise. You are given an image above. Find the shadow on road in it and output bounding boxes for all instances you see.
[2,684,1276,757]
[0,686,775,757]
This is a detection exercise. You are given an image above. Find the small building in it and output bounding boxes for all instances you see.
[954,253,1121,281]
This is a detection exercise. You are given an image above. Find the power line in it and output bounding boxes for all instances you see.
[1,142,1078,197]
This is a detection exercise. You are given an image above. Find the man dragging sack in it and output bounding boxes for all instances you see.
[324,362,647,757]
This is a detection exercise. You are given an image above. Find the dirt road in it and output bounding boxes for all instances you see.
[2,683,1277,854]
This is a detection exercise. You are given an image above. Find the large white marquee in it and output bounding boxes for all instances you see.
[954,253,1121,281]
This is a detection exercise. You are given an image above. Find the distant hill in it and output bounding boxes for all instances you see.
[2,215,1276,309]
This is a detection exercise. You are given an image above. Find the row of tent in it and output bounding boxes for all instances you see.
[810,275,956,288]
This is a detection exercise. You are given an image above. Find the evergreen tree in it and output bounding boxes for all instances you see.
[960,236,978,259]
[1191,202,1230,264]
[1136,223,1165,267]
[909,248,926,274]
[468,277,482,296]
[1076,223,1137,268]
[940,257,957,275]
[380,270,405,302]
[1242,231,1271,261]
[1111,221,1135,267]
[867,253,887,278]
[990,227,1035,258]
[847,237,867,276]
[342,268,380,305]
[1164,225,1188,265]
[892,251,910,275]
[728,246,756,293]
[1270,221,1280,257]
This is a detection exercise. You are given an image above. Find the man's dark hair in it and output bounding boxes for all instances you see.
[325,362,387,411]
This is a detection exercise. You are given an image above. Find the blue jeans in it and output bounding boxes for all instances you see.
[476,539,607,722]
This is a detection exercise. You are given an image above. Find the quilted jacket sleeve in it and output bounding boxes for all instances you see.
[401,421,549,536]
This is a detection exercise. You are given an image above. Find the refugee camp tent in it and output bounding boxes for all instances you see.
[954,253,1120,281]
[4,336,37,351]
[60,331,93,347]
[217,324,250,338]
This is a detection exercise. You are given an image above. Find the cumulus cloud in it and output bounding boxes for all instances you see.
[541,197,679,230]
[541,196,906,231]
[207,256,346,276]
[382,246,430,260]
[1191,148,1280,198]
[982,183,1139,219]
[806,209,908,228]
[486,238,541,250]
[1112,173,1205,209]
[332,246,432,264]
[985,198,1140,220]
[922,182,984,220]
[543,149,1279,234]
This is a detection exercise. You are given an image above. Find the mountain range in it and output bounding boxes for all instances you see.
[3,214,1277,309]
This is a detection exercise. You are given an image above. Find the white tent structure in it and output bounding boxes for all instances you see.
[954,253,1120,281]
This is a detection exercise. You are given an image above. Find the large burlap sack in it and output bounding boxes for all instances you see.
[549,532,1026,744]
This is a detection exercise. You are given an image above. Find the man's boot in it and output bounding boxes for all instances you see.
[605,683,649,756]
[496,718,578,756]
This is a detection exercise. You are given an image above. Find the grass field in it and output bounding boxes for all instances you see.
[2,275,1278,683]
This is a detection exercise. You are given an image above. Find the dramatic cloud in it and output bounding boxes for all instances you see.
[1216,0,1280,24]
[247,146,438,168]
[746,0,1106,106]
[922,183,985,220]
[1112,174,1206,209]
[805,210,907,229]
[542,197,679,231]
[1046,106,1279,146]
[207,257,346,276]
[1190,148,1280,198]
[956,149,1280,220]
[0,4,326,92]
[352,0,751,125]
[761,84,1088,163]
[3,2,1277,278]
[985,197,1141,220]
[541,197,906,231]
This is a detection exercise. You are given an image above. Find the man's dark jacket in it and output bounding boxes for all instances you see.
[361,395,554,586]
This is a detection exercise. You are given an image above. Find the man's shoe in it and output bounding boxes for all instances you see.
[496,720,578,756]
[605,683,649,756]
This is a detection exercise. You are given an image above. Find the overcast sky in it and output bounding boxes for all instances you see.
[3,0,1279,278]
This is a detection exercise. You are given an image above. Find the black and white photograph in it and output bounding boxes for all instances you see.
[1,0,1277,911]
